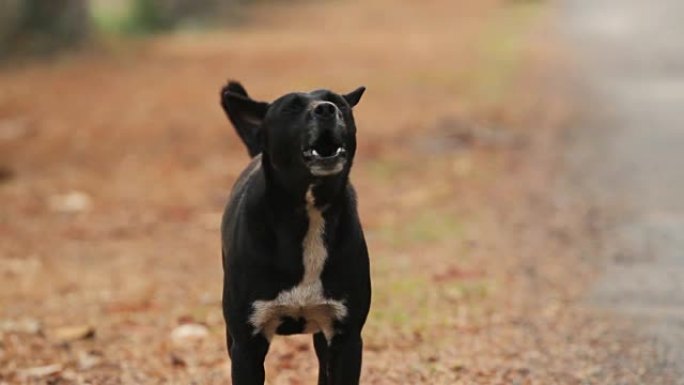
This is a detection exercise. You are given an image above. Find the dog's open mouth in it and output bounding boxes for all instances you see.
[303,146,346,160]
[302,140,347,176]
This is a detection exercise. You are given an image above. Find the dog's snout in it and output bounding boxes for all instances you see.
[312,102,338,119]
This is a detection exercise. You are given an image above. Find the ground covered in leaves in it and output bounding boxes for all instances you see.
[0,0,678,384]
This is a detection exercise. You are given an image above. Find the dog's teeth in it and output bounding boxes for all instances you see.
[312,149,320,157]
[335,147,344,155]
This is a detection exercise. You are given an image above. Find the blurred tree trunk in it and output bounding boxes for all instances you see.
[0,0,22,56]
[0,0,90,58]
[21,0,90,43]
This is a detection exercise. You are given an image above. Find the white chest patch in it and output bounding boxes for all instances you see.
[249,187,347,342]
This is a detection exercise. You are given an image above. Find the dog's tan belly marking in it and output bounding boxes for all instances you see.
[251,290,346,341]
[249,187,346,342]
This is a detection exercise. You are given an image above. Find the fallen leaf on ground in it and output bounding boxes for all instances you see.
[170,323,209,345]
[0,318,42,334]
[19,364,62,379]
[433,267,485,282]
[78,351,102,370]
[51,325,95,343]
[48,191,92,213]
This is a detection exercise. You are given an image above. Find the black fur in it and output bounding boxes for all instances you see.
[221,81,269,157]
[220,81,371,385]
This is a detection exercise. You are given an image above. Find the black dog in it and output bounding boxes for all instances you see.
[220,81,371,385]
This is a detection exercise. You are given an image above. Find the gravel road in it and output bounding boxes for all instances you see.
[561,0,684,379]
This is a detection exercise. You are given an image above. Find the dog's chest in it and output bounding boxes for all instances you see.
[249,188,346,341]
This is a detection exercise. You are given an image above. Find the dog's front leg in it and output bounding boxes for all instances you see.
[230,334,270,385]
[313,332,330,385]
[326,330,363,385]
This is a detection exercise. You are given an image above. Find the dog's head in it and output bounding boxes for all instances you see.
[221,81,365,179]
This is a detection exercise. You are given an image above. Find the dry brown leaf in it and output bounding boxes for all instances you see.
[51,325,96,343]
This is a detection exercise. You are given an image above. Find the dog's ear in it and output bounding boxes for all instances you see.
[221,81,269,157]
[343,86,366,108]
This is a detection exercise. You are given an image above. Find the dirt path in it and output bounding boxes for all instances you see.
[0,0,679,384]
[561,0,684,379]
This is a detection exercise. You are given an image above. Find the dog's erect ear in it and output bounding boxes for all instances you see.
[224,81,249,98]
[221,81,269,157]
[343,86,366,108]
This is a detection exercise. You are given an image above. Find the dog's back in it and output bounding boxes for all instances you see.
[220,153,262,269]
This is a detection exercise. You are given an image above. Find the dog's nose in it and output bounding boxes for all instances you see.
[312,102,337,119]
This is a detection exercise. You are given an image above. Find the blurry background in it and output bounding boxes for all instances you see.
[0,0,681,384]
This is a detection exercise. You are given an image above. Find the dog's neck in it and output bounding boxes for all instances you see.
[261,153,349,210]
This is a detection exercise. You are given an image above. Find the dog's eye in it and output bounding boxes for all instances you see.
[326,96,349,112]
[337,102,350,112]
[284,96,306,114]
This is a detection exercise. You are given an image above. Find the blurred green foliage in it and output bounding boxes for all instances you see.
[0,0,248,58]
[128,0,174,33]
[94,0,244,35]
